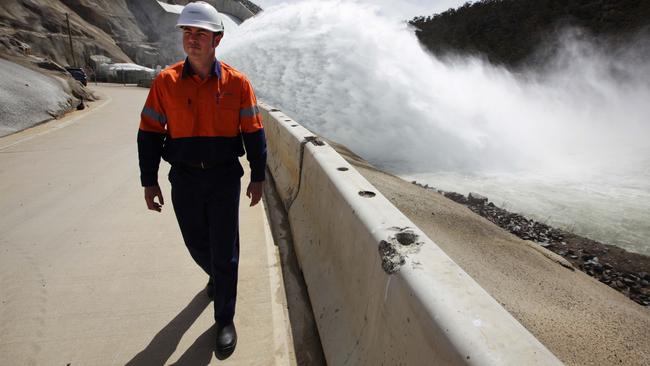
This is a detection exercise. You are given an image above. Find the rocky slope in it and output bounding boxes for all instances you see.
[0,0,155,137]
[0,0,134,68]
[0,0,259,72]
[0,0,258,136]
[0,58,94,137]
[432,188,650,307]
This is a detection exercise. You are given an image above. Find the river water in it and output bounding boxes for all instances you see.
[219,1,650,255]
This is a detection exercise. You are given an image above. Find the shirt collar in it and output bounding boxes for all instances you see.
[181,58,221,80]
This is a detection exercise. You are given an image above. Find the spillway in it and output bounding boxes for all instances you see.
[220,1,650,255]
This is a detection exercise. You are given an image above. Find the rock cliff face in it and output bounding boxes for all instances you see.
[125,0,185,68]
[0,0,258,135]
[0,58,93,137]
[0,0,259,70]
[0,0,133,67]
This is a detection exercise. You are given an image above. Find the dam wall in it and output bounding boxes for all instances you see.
[259,101,563,365]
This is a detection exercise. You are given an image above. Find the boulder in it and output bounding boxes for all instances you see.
[468,192,488,205]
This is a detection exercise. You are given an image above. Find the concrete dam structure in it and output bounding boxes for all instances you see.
[5,1,647,365]
[258,102,562,365]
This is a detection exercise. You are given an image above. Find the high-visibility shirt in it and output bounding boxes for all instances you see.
[137,58,266,186]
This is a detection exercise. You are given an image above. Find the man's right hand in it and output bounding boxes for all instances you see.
[144,185,164,212]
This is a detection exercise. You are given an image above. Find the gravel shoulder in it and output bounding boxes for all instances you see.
[331,141,650,366]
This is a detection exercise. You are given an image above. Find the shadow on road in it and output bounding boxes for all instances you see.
[125,291,213,366]
[170,324,216,366]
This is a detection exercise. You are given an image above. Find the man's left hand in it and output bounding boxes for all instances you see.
[246,181,264,207]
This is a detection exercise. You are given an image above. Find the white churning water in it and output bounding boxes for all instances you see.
[219,1,650,255]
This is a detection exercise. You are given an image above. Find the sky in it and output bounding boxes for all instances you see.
[252,0,470,20]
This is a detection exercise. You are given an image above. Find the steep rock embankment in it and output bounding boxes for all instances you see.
[0,0,123,136]
[0,58,94,137]
[59,0,161,66]
[0,0,259,136]
[60,0,181,67]
[0,0,133,67]
[124,0,185,67]
[1,0,260,71]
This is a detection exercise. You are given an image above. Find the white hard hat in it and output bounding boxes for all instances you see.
[176,1,224,33]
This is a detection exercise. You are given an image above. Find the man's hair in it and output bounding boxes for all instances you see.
[180,26,223,37]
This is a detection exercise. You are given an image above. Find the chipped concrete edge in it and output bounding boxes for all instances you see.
[259,101,564,366]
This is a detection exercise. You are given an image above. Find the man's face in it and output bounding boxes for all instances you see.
[182,26,222,60]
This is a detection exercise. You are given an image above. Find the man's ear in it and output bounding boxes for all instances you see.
[213,33,224,47]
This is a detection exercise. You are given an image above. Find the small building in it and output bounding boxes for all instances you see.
[106,63,155,84]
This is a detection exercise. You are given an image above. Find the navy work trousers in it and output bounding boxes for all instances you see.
[169,163,242,323]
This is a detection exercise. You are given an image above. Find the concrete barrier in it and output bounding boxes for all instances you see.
[260,102,563,365]
[259,101,315,210]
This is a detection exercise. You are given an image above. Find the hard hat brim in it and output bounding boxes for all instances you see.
[176,22,224,33]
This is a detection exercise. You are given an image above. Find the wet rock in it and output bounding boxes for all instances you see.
[622,277,636,286]
[624,274,639,282]
[468,192,488,205]
[443,191,467,204]
[582,254,595,261]
[593,265,604,273]
[436,186,650,306]
[584,258,604,273]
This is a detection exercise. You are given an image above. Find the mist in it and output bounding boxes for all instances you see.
[254,0,467,20]
[219,1,650,254]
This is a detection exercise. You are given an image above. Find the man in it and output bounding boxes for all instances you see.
[137,1,266,359]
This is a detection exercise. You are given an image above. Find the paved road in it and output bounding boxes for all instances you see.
[0,84,295,365]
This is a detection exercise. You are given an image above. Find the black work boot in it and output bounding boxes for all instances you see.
[205,278,214,300]
[215,321,237,360]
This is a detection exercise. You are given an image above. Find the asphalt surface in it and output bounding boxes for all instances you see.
[0,84,295,365]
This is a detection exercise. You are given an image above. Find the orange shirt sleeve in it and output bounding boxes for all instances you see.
[140,76,167,133]
[238,76,266,182]
[239,76,263,133]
